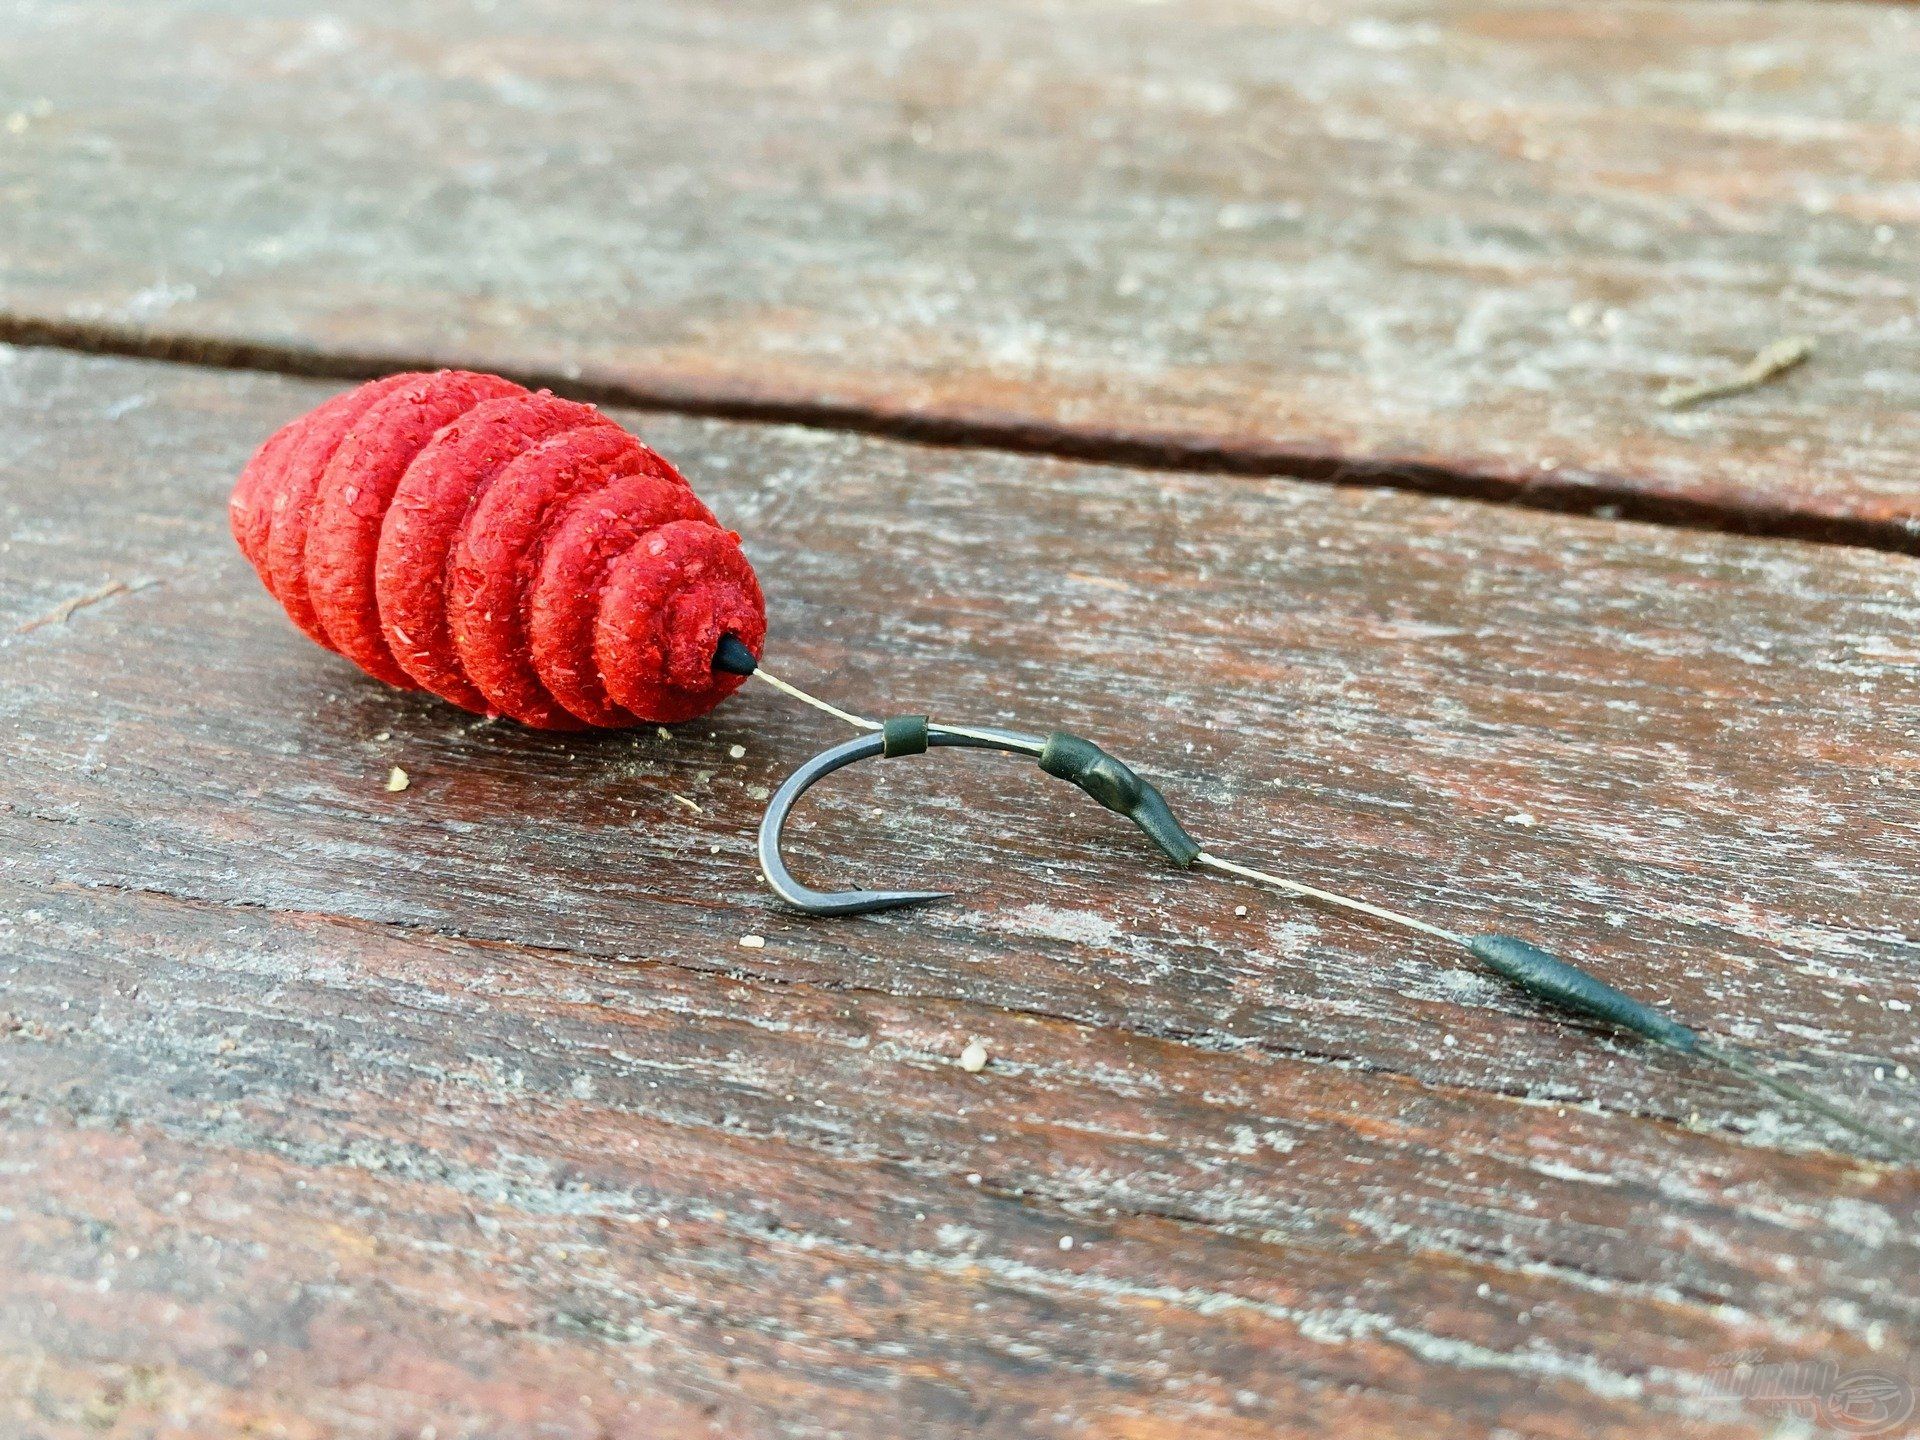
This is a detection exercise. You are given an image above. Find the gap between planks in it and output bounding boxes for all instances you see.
[4,315,1916,559]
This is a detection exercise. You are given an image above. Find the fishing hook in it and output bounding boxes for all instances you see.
[757,714,1216,916]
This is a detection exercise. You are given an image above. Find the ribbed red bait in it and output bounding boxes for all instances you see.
[229,370,765,727]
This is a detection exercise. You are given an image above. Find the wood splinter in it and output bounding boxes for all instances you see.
[1659,336,1815,411]
[15,577,157,634]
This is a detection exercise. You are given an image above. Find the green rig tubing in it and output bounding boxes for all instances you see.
[722,640,1917,1162]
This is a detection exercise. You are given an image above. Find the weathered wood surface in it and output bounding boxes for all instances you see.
[4,0,1920,544]
[3,347,1918,1436]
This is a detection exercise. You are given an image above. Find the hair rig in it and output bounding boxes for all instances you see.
[231,370,1914,1161]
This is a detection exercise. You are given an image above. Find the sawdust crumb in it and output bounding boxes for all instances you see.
[738,934,766,949]
[385,766,410,792]
[959,1040,989,1073]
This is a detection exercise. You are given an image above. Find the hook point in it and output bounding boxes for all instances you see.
[786,887,954,918]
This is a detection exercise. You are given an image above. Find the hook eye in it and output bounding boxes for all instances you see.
[756,725,1045,915]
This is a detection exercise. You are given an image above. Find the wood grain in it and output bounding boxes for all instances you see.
[2,0,1919,543]
[2,346,1918,1434]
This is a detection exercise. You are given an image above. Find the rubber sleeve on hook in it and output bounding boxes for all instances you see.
[882,715,931,757]
[1038,731,1201,868]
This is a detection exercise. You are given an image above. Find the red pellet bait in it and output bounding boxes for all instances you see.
[229,370,766,727]
[227,372,1910,1160]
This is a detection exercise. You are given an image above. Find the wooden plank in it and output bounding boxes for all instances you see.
[2,0,1919,543]
[0,880,1866,1440]
[6,345,1920,1104]
[2,348,1918,1432]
